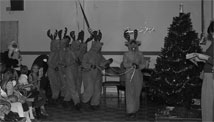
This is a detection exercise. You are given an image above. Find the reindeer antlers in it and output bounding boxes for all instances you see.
[58,30,63,40]
[97,30,102,42]
[124,30,130,42]
[63,27,68,39]
[70,31,76,41]
[47,28,96,44]
[47,29,53,40]
[134,29,138,41]
[53,30,58,40]
[77,30,85,43]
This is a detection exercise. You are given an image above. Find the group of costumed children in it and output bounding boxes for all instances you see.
[0,26,147,122]
[47,27,146,118]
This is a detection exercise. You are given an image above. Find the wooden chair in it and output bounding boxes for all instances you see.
[102,57,151,103]
[102,67,122,102]
[117,62,126,103]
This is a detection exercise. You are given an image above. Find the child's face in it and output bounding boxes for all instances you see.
[32,65,39,73]
[39,68,44,78]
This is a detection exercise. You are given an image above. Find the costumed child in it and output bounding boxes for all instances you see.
[58,29,81,110]
[71,30,93,97]
[57,28,69,101]
[47,29,62,105]
[69,30,82,99]
[122,29,146,118]
[79,31,94,95]
[81,30,113,110]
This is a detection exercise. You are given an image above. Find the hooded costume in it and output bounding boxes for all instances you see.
[57,28,81,108]
[47,28,81,109]
[81,30,113,107]
[122,29,146,117]
[60,39,79,103]
[69,31,82,97]
[47,30,62,101]
[72,30,92,96]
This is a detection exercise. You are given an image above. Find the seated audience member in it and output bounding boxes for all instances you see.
[0,99,26,122]
[29,64,48,117]
[0,99,11,120]
[18,65,39,121]
[0,41,22,70]
[0,69,26,122]
[0,68,26,118]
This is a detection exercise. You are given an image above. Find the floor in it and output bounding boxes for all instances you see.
[41,94,202,122]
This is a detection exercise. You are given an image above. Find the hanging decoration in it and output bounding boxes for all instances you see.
[124,26,155,34]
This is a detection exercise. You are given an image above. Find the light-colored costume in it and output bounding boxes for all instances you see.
[47,30,61,100]
[52,28,80,105]
[70,31,82,96]
[81,31,113,106]
[75,30,90,96]
[122,29,146,115]
[59,37,80,104]
[76,42,87,95]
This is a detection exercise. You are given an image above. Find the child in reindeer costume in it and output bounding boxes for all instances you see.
[81,30,113,110]
[123,29,146,118]
[57,28,69,100]
[58,28,81,110]
[47,29,62,104]
[71,30,93,96]
[70,31,82,97]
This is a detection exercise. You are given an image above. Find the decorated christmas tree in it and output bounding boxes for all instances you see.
[148,6,203,108]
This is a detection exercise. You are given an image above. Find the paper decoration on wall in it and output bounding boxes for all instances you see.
[124,26,155,34]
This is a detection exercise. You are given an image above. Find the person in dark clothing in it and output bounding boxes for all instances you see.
[0,41,22,69]
[200,21,213,122]
[187,20,214,122]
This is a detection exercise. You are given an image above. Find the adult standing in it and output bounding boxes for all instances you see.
[199,21,214,122]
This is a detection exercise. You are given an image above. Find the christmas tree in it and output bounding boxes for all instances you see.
[148,10,203,108]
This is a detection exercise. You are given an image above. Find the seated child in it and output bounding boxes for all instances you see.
[0,96,26,122]
[0,99,11,120]
[0,68,26,118]
[29,64,48,118]
[18,65,38,121]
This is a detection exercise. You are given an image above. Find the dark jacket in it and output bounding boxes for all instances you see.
[203,41,213,73]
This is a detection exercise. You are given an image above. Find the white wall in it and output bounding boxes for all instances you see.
[1,0,213,67]
[1,0,85,67]
[84,0,211,52]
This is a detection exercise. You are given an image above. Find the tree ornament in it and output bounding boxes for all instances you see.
[187,76,190,80]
